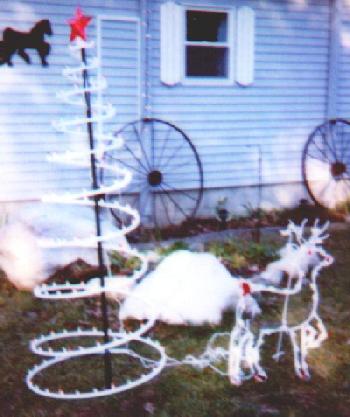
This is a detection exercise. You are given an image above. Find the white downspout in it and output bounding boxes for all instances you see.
[327,0,342,119]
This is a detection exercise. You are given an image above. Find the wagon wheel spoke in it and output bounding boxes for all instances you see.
[158,192,172,226]
[109,192,141,228]
[158,142,188,171]
[320,125,338,161]
[132,122,152,170]
[156,126,173,168]
[140,184,153,219]
[158,185,189,221]
[103,135,151,175]
[318,180,333,199]
[334,179,346,206]
[341,172,350,182]
[306,135,331,164]
[101,118,203,227]
[339,122,346,158]
[162,180,198,202]
[161,156,196,172]
[124,141,150,173]
[104,154,148,177]
[150,119,156,168]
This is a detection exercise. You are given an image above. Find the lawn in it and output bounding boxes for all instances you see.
[0,224,349,417]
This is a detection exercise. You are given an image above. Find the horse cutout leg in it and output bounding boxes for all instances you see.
[17,48,30,64]
[37,41,50,66]
[0,41,7,65]
[0,40,15,66]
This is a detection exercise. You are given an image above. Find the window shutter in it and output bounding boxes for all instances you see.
[160,1,182,86]
[235,6,255,86]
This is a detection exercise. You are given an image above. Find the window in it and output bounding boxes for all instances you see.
[160,2,255,87]
[184,10,232,81]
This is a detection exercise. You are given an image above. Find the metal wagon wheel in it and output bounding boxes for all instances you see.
[302,118,350,209]
[101,117,203,227]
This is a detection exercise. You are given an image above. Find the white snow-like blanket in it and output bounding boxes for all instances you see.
[120,250,259,326]
[0,203,127,290]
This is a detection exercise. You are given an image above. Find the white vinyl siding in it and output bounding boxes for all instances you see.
[2,0,350,211]
[0,0,139,201]
[338,0,350,118]
[152,0,330,189]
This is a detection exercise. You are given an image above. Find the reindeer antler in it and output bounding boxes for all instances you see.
[309,219,329,245]
[280,219,308,245]
[280,221,297,240]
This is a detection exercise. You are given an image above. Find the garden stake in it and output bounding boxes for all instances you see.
[80,42,112,389]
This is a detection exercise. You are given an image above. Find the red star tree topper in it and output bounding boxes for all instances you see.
[69,7,92,41]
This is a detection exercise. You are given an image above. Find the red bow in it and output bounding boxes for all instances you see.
[242,282,251,296]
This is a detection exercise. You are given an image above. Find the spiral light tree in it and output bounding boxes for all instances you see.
[25,8,166,400]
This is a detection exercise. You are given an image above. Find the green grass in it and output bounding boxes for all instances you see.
[0,227,350,417]
[205,238,278,274]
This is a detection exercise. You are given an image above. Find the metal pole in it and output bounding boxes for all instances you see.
[327,0,341,119]
[139,0,153,227]
[81,47,112,388]
[255,145,262,243]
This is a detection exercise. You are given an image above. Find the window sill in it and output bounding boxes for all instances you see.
[181,76,234,86]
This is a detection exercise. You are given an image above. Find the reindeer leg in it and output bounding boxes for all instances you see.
[290,330,309,380]
[274,276,293,361]
[251,330,268,382]
[299,328,311,380]
[228,324,247,385]
[18,48,30,64]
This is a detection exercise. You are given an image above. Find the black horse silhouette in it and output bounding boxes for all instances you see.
[0,19,52,67]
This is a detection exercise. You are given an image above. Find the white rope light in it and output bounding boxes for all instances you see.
[227,220,334,385]
[26,334,167,400]
[24,10,334,398]
[150,221,333,385]
[26,289,167,399]
[118,221,333,388]
[33,38,147,296]
[26,24,166,399]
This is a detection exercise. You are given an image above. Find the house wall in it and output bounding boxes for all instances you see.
[0,0,139,202]
[1,0,349,220]
[148,0,331,215]
[339,0,350,118]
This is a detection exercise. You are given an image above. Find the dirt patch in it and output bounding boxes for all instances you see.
[129,202,346,243]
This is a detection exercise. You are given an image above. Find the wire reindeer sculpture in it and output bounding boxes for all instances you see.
[0,19,52,67]
[228,220,333,385]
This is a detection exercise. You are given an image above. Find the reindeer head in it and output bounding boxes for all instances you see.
[299,219,333,273]
[279,219,333,275]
